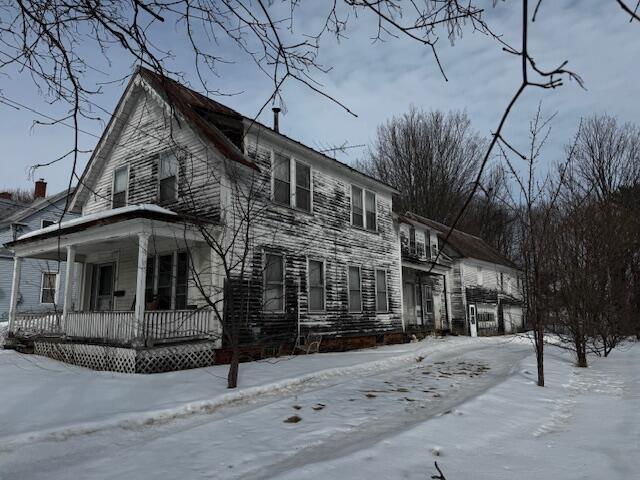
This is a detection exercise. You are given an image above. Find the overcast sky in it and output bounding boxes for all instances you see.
[1,1,639,196]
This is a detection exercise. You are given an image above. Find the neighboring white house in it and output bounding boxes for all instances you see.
[0,183,78,321]
[398,212,524,337]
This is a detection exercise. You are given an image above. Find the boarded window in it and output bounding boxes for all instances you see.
[264,253,285,312]
[375,269,388,312]
[477,266,483,286]
[112,165,128,208]
[308,259,325,312]
[348,266,362,312]
[40,273,57,304]
[159,151,178,202]
[273,154,291,205]
[295,161,311,211]
[351,186,363,228]
[365,190,376,231]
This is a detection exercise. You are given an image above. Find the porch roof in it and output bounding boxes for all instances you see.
[5,204,210,260]
[7,204,178,246]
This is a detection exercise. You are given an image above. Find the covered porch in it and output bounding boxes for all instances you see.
[5,205,222,349]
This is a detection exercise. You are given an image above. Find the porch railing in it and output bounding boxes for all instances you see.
[144,310,218,342]
[66,311,136,343]
[62,309,218,345]
[13,312,62,335]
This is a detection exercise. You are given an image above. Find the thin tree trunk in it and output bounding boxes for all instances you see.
[227,346,240,389]
[535,322,544,387]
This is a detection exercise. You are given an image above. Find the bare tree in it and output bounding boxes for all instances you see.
[550,114,640,363]
[500,104,569,386]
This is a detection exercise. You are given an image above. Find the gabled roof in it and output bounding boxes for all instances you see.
[401,211,519,270]
[140,67,398,193]
[0,197,28,221]
[0,189,74,228]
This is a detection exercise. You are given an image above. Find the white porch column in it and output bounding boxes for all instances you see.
[134,233,151,339]
[61,245,76,331]
[8,256,22,333]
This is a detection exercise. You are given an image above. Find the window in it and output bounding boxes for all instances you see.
[500,272,505,291]
[41,219,56,228]
[272,154,313,212]
[409,226,416,254]
[175,252,189,309]
[348,266,362,312]
[477,266,483,286]
[308,259,325,312]
[273,153,291,206]
[365,191,376,231]
[112,165,128,208]
[424,286,433,313]
[375,269,388,312]
[295,161,311,211]
[264,253,285,312]
[157,254,174,310]
[40,272,57,304]
[351,186,363,228]
[351,186,377,231]
[159,151,179,202]
[145,252,189,309]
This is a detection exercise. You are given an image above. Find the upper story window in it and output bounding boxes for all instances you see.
[477,266,484,286]
[351,186,363,228]
[41,219,56,228]
[500,272,505,291]
[272,153,312,212]
[308,259,325,312]
[351,186,377,231]
[409,226,416,253]
[112,165,129,208]
[264,253,285,312]
[348,265,362,312]
[159,151,179,202]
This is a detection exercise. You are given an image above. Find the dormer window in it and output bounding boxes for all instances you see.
[159,151,179,202]
[272,152,312,212]
[351,186,377,231]
[112,165,129,209]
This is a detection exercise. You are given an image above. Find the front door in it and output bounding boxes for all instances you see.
[403,282,417,325]
[93,263,115,311]
[432,292,442,330]
[469,304,478,337]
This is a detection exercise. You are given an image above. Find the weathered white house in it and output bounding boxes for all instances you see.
[398,212,524,337]
[4,67,403,372]
[0,183,78,322]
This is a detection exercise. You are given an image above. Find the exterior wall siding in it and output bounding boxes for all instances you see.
[221,138,403,346]
[82,86,221,222]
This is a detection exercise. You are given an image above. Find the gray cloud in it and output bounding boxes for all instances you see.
[1,1,638,195]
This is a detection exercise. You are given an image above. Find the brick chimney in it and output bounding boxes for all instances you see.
[34,178,47,199]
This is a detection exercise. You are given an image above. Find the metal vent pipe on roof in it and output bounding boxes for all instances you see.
[272,107,281,133]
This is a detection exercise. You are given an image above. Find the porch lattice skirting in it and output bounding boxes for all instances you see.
[34,341,217,374]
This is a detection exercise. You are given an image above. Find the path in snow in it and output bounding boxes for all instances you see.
[0,340,531,479]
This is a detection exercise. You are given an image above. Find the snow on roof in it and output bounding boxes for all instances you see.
[16,204,177,242]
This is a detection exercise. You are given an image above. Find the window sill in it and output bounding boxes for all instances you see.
[350,225,379,235]
[271,201,314,217]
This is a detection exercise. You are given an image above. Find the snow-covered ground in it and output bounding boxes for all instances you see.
[0,336,638,479]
